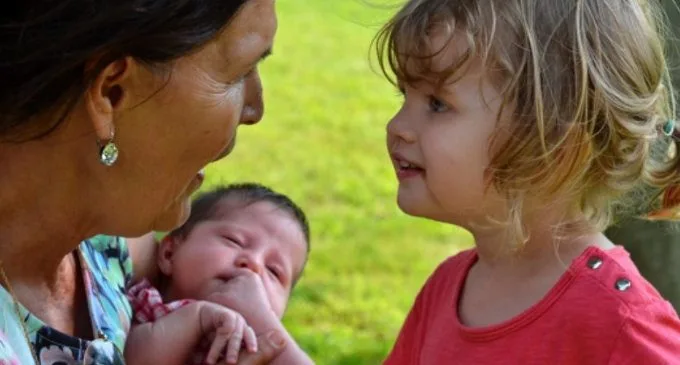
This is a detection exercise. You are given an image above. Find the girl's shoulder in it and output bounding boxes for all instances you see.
[416,248,477,302]
[561,245,680,360]
[429,248,477,283]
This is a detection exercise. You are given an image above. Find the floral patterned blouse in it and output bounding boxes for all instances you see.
[0,235,133,364]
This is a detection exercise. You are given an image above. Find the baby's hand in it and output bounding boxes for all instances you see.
[198,302,257,364]
[207,269,274,331]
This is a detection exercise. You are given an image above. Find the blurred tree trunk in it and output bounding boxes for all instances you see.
[604,0,680,312]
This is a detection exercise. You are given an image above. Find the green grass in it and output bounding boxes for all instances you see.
[202,1,473,363]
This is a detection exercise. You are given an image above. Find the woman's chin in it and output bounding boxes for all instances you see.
[151,198,192,232]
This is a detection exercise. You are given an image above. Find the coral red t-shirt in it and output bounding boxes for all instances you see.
[385,246,680,364]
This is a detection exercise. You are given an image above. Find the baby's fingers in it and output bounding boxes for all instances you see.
[244,325,257,353]
[231,330,287,365]
[206,322,235,364]
[225,316,245,364]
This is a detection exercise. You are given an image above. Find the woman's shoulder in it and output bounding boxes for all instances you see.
[81,234,132,265]
[78,235,135,351]
[82,234,129,257]
[0,332,21,365]
[80,234,133,287]
[0,321,28,365]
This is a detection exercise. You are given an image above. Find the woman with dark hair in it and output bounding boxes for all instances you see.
[0,0,303,363]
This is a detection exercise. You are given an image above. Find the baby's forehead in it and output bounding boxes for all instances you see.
[209,198,308,252]
[211,198,292,225]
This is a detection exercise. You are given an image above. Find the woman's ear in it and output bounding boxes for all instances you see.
[157,235,179,276]
[84,57,135,140]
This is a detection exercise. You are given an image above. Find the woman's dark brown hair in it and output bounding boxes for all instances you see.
[0,0,248,141]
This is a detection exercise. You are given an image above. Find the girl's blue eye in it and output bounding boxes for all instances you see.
[428,96,449,113]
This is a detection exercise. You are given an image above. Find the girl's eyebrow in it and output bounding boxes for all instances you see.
[435,83,463,104]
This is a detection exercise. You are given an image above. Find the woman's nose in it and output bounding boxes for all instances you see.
[239,69,264,126]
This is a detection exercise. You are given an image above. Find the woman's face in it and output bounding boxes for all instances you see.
[96,0,277,235]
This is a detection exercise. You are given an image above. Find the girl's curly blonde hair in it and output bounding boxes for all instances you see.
[374,0,678,242]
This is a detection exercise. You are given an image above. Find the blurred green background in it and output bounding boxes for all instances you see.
[203,1,472,363]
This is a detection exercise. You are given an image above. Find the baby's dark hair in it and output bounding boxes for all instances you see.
[169,183,310,253]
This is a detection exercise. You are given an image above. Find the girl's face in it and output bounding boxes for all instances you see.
[386,31,509,228]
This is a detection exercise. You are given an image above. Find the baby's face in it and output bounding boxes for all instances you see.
[163,199,308,317]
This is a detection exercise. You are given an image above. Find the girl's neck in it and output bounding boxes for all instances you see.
[470,219,614,280]
[459,221,615,328]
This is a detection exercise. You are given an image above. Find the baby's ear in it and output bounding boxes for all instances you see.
[157,235,179,276]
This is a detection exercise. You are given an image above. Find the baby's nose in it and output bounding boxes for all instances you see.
[235,255,263,274]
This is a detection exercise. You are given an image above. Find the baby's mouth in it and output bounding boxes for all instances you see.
[217,270,238,283]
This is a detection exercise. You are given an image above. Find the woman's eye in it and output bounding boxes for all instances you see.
[428,95,449,113]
